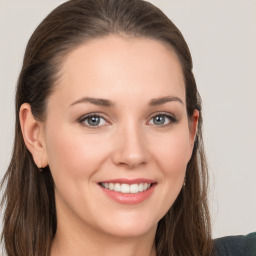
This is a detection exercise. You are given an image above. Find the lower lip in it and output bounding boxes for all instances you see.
[99,184,156,205]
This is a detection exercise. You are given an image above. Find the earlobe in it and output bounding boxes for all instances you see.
[19,103,48,169]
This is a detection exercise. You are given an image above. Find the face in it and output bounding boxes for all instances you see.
[42,35,198,238]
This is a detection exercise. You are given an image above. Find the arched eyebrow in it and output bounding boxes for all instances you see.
[69,96,183,108]
[149,96,183,106]
[70,97,114,107]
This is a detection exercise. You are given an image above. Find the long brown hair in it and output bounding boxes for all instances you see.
[1,0,212,255]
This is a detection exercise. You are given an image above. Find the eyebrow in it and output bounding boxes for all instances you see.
[149,96,183,106]
[69,96,183,108]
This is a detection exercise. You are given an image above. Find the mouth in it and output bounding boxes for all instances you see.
[99,182,153,194]
[97,178,156,204]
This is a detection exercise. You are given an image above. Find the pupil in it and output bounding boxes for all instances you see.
[88,116,100,126]
[154,116,165,125]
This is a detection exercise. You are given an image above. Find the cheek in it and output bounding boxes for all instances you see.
[45,125,109,180]
[44,125,113,218]
[144,127,191,220]
[151,128,191,175]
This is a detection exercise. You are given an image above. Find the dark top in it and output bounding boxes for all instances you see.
[214,232,256,256]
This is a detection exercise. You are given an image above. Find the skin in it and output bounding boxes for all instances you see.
[20,35,199,256]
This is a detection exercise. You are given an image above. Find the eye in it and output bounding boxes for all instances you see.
[79,112,176,128]
[79,114,107,127]
[148,113,177,126]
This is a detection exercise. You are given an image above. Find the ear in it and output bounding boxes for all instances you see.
[187,109,199,162]
[19,103,48,169]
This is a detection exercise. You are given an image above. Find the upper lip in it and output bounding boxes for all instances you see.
[98,178,156,185]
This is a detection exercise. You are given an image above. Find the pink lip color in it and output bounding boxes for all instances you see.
[98,179,156,205]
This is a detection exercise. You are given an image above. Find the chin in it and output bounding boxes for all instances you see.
[96,212,158,238]
[103,224,156,239]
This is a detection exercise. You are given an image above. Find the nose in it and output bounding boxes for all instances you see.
[111,122,149,169]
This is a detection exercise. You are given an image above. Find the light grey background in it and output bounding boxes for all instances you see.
[0,0,255,239]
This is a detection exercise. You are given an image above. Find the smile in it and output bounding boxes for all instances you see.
[100,182,151,194]
[98,179,156,204]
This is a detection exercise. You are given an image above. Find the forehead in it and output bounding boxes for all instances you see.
[52,35,185,106]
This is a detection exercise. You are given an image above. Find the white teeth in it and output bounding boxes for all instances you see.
[101,182,152,193]
[138,183,144,192]
[130,184,139,193]
[109,183,114,190]
[121,184,130,193]
[114,183,121,192]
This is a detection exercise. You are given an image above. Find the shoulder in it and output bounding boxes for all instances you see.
[213,232,256,256]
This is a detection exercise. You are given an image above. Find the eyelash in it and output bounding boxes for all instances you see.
[78,112,177,128]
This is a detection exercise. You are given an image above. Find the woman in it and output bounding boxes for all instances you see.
[1,0,254,256]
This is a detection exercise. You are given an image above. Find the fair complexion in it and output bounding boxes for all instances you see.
[20,35,198,256]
